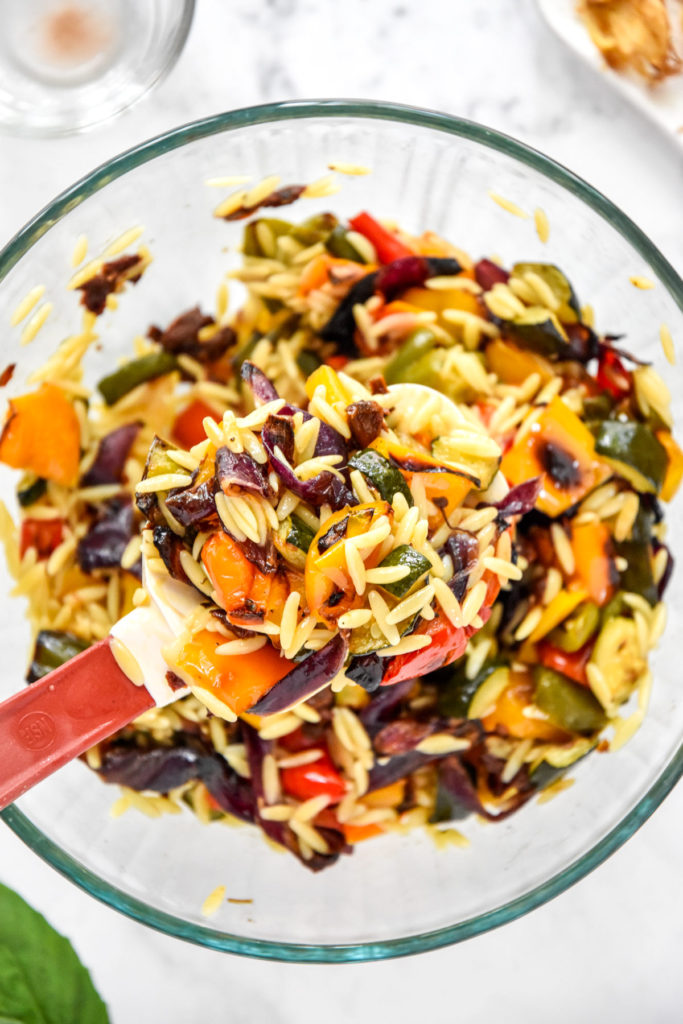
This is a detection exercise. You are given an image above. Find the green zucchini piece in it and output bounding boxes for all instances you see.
[27,629,89,683]
[296,349,323,378]
[435,657,507,719]
[273,514,315,570]
[242,218,295,257]
[493,305,570,357]
[589,616,646,705]
[431,435,500,491]
[384,328,437,385]
[511,262,580,322]
[594,420,668,494]
[533,666,606,734]
[614,540,658,606]
[348,448,413,506]
[325,226,365,262]
[582,394,615,423]
[548,601,600,653]
[377,544,431,598]
[98,352,178,406]
[17,476,47,507]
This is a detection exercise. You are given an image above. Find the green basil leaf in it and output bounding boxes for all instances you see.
[0,884,109,1024]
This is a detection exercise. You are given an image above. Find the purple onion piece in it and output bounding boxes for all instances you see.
[279,404,348,464]
[200,756,259,824]
[241,361,279,404]
[152,523,191,585]
[250,634,349,715]
[81,422,140,487]
[262,419,354,510]
[656,543,674,599]
[374,256,461,301]
[432,755,532,823]
[164,480,219,530]
[98,743,204,792]
[367,750,442,792]
[474,258,510,291]
[215,446,270,497]
[491,477,543,518]
[359,676,416,729]
[76,498,134,572]
[444,531,479,603]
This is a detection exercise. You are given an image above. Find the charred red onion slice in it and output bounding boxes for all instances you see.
[249,634,349,716]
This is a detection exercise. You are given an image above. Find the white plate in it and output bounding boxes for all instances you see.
[536,0,683,145]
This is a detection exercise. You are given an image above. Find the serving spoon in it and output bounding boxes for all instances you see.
[0,383,505,811]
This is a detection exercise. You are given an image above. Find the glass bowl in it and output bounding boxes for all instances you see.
[0,0,195,136]
[0,100,681,962]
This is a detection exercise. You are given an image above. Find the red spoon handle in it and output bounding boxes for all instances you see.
[0,637,155,810]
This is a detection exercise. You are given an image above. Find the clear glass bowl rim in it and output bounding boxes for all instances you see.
[0,98,681,963]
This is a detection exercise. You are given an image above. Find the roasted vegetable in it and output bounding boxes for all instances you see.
[485,337,554,386]
[383,328,437,385]
[537,640,593,686]
[613,540,658,605]
[20,517,64,560]
[250,634,349,715]
[594,420,668,494]
[97,351,178,406]
[436,658,507,719]
[77,498,135,573]
[81,422,140,487]
[0,384,80,487]
[370,436,476,524]
[547,600,600,653]
[172,399,218,450]
[27,629,89,682]
[274,514,315,570]
[16,476,47,508]
[501,396,610,516]
[510,262,580,322]
[655,430,683,502]
[135,436,179,519]
[172,628,294,717]
[529,588,589,643]
[305,502,390,626]
[376,544,431,598]
[491,305,570,358]
[203,531,289,626]
[431,433,501,491]
[281,750,347,802]
[532,666,606,734]
[589,616,646,706]
[325,225,366,262]
[348,211,414,264]
[569,521,617,606]
[479,669,570,742]
[348,447,413,505]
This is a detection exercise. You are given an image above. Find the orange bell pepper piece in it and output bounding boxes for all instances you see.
[342,822,385,844]
[482,671,570,742]
[501,396,610,517]
[485,338,555,386]
[297,254,363,296]
[173,628,293,716]
[656,430,683,502]
[0,383,80,486]
[570,520,616,606]
[202,531,290,627]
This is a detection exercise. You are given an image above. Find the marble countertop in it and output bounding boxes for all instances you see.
[0,1,681,1021]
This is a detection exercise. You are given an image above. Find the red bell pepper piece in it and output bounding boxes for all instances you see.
[537,639,593,687]
[171,398,219,450]
[349,211,415,264]
[596,347,631,400]
[382,572,502,686]
[20,517,64,560]
[280,750,347,803]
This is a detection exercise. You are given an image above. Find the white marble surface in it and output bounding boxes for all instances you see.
[0,1,682,1021]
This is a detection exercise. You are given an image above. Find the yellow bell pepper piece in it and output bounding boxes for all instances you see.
[305,365,352,406]
[529,587,589,643]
